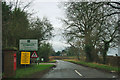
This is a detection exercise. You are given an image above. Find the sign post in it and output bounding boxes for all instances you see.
[19,39,38,51]
[31,51,38,63]
[31,51,38,58]
[19,39,38,65]
[21,52,30,64]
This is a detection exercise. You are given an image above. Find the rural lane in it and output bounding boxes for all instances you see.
[42,60,119,78]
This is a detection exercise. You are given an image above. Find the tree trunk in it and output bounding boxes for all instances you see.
[92,48,100,63]
[77,51,80,60]
[85,44,93,62]
[5,38,8,48]
[103,41,109,64]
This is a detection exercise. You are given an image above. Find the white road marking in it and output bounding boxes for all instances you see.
[75,70,83,77]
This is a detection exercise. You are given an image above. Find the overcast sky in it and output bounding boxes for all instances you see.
[29,0,119,55]
[29,0,70,52]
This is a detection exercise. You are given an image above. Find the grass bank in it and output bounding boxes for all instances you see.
[64,59,120,72]
[40,60,56,63]
[15,64,54,78]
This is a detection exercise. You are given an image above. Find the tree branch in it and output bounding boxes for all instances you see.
[107,2,120,9]
[103,12,120,17]
[22,1,32,12]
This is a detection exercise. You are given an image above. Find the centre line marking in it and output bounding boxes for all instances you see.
[75,70,83,77]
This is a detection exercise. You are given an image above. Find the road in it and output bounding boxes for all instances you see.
[42,60,118,78]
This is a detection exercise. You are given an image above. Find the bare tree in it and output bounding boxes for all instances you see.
[62,2,119,63]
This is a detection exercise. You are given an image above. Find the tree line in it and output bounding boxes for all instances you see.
[2,1,55,62]
[62,2,119,64]
[2,1,54,48]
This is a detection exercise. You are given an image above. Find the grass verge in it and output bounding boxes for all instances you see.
[64,59,120,72]
[49,60,56,63]
[40,60,56,63]
[15,64,54,78]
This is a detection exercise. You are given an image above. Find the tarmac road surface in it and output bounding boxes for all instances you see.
[42,60,119,78]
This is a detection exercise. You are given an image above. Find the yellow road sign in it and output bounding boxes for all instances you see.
[21,52,30,64]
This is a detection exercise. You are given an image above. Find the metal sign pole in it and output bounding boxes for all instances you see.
[25,64,26,69]
[25,51,26,69]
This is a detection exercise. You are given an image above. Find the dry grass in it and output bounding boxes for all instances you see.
[63,59,119,72]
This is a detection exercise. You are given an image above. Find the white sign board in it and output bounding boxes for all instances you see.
[19,39,38,51]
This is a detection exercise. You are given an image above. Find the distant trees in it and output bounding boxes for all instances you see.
[62,2,119,63]
[51,51,63,56]
[38,42,55,62]
[55,51,61,56]
[65,47,76,56]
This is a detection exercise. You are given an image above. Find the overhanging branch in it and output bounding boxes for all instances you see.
[103,12,120,17]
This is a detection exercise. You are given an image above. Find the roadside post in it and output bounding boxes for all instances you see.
[3,48,17,78]
[19,39,38,65]
[20,51,30,69]
[19,39,38,51]
[36,57,40,65]
[31,51,39,64]
[14,53,16,71]
[20,52,30,65]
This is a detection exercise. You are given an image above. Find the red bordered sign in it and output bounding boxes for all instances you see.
[31,51,38,58]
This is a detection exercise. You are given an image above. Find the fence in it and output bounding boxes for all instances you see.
[106,56,120,67]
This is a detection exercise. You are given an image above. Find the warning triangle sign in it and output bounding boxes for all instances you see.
[31,51,38,58]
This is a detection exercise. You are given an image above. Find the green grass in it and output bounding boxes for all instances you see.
[49,60,56,63]
[65,60,119,72]
[40,60,56,63]
[65,56,76,58]
[15,64,54,78]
